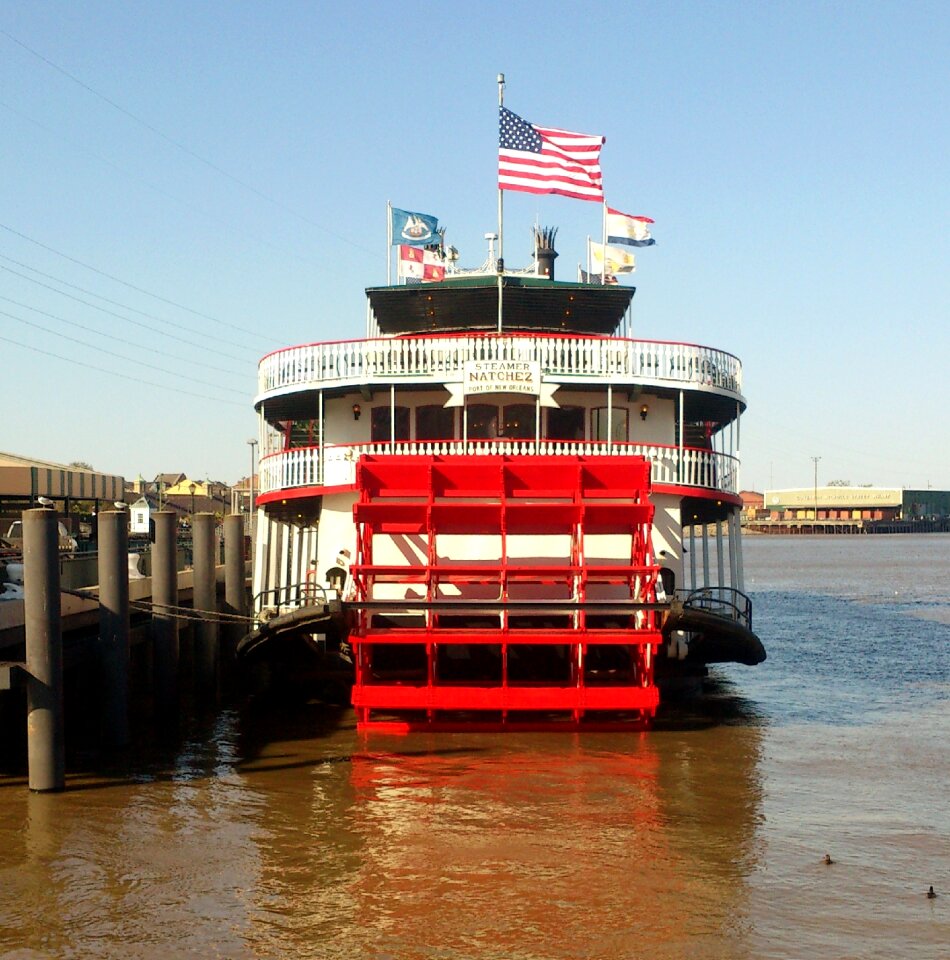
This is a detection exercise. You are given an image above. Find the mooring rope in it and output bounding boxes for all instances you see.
[61,585,261,627]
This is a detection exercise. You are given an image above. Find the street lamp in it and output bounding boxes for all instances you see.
[811,456,821,528]
[247,438,258,517]
[189,481,196,519]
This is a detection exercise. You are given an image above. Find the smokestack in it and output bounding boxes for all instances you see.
[534,226,558,280]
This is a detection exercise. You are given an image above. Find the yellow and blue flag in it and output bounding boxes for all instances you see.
[590,241,636,274]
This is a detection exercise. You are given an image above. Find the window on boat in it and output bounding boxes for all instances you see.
[547,406,585,441]
[371,406,411,442]
[591,406,629,442]
[503,404,536,439]
[467,404,539,439]
[467,404,497,439]
[416,404,455,441]
[682,421,715,450]
[284,419,319,449]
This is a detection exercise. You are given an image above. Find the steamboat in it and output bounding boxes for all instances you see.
[243,224,764,732]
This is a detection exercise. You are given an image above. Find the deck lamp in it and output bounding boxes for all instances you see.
[640,403,649,421]
[352,403,362,421]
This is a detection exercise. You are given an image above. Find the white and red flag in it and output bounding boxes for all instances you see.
[498,107,604,202]
[606,208,656,247]
[397,245,445,282]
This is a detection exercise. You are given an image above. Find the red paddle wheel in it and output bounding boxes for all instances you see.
[349,455,663,732]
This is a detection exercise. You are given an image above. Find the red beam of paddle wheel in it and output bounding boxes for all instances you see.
[348,455,663,731]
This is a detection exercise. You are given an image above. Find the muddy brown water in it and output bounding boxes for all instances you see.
[1,535,947,958]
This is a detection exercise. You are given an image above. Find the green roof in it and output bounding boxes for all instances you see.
[366,276,635,336]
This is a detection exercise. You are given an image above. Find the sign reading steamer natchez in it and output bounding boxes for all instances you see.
[463,360,541,396]
[443,360,560,408]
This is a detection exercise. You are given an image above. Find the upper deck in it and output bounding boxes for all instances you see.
[256,275,744,420]
[256,331,744,421]
[253,276,747,506]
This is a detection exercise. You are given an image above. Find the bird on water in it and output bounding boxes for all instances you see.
[927,886,936,899]
[822,854,834,865]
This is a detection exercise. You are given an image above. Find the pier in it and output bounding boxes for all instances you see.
[0,509,252,790]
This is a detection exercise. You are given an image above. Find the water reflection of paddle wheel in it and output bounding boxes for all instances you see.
[349,455,663,731]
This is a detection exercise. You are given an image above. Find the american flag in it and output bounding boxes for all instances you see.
[498,107,605,202]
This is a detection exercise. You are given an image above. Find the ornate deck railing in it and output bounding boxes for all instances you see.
[257,333,743,399]
[258,441,739,497]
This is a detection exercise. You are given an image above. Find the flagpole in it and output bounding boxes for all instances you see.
[601,200,607,285]
[497,73,505,266]
[387,201,392,285]
[497,72,505,334]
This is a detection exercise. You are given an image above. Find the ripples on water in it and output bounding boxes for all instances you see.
[0,535,947,959]
[743,535,950,725]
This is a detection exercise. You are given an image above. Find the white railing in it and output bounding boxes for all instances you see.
[258,442,739,496]
[258,334,742,398]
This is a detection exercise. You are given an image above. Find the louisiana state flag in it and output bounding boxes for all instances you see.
[391,207,439,246]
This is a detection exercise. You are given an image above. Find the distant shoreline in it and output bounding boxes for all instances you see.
[741,518,950,536]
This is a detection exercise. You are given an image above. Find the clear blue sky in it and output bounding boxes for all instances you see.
[2,1,947,490]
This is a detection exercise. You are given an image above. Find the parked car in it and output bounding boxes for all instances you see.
[3,520,78,555]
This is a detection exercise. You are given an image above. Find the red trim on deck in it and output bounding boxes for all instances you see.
[653,485,742,506]
[259,332,741,366]
[257,480,741,508]
[257,484,353,504]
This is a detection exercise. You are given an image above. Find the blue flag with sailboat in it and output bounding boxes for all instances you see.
[390,206,440,246]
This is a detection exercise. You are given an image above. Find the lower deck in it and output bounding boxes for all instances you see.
[249,453,753,730]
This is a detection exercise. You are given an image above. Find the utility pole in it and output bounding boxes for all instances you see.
[812,456,821,526]
[247,439,258,518]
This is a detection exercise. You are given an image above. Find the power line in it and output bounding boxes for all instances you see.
[0,332,245,407]
[1,307,247,396]
[0,29,373,255]
[0,292,245,379]
[0,260,254,367]
[0,97,334,274]
[0,221,270,344]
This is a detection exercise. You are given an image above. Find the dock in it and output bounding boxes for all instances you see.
[0,509,251,791]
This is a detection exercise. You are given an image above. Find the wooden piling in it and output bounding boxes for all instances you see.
[223,514,246,655]
[23,508,65,792]
[151,510,179,714]
[192,513,218,696]
[98,510,130,748]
